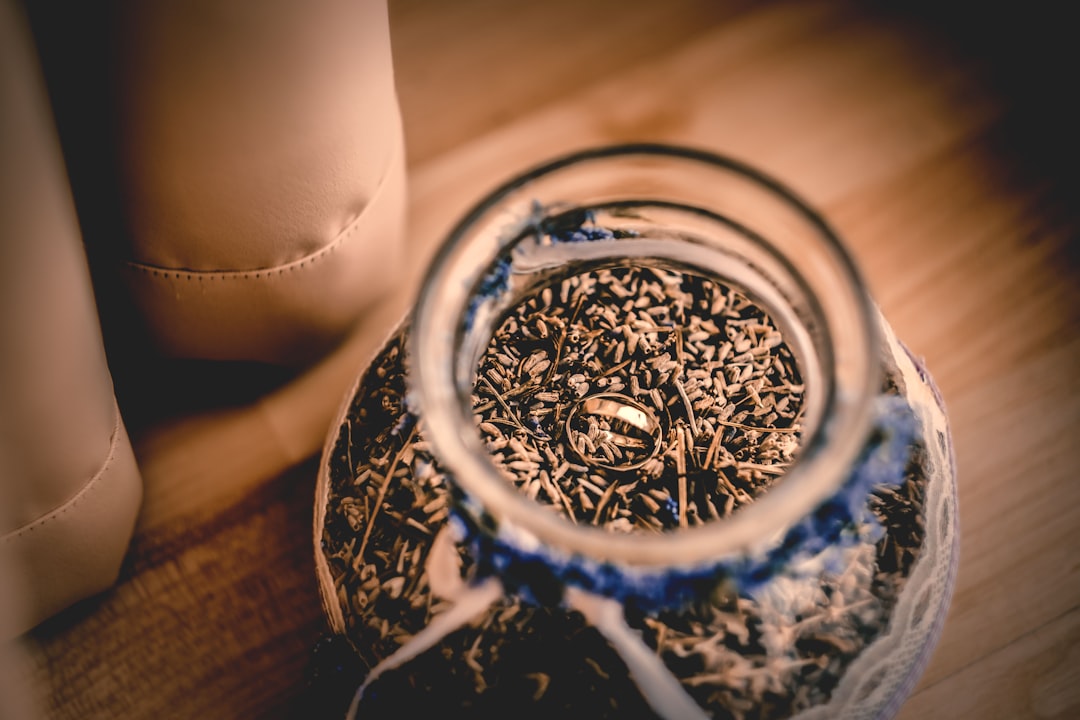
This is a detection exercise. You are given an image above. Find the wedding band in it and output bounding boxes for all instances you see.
[565,392,664,471]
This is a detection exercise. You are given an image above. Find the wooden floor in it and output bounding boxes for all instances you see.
[18,1,1080,718]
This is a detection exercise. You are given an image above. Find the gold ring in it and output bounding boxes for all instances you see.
[565,392,664,472]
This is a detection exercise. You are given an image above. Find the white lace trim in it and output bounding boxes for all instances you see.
[790,319,958,720]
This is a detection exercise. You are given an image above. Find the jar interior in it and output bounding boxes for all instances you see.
[465,202,825,534]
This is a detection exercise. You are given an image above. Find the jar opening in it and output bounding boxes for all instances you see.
[411,144,879,571]
[470,234,813,534]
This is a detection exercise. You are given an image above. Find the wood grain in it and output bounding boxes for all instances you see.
[15,1,1079,718]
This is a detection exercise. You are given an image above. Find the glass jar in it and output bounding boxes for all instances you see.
[315,144,958,719]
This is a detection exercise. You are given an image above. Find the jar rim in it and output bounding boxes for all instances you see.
[410,143,880,570]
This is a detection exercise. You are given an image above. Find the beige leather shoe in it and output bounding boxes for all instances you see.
[113,0,407,365]
[1,0,143,636]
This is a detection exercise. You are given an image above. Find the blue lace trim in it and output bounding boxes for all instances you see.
[452,394,917,612]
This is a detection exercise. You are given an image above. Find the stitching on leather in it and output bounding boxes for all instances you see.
[1,401,122,544]
[125,223,351,281]
[122,130,403,283]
